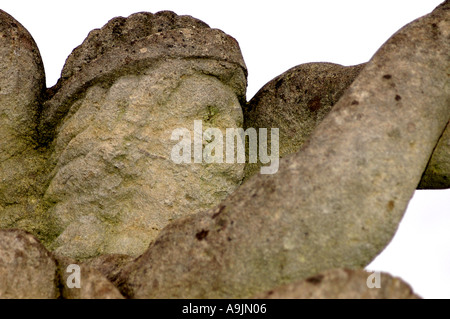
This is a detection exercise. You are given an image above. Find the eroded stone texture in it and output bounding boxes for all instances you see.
[39,11,246,143]
[0,229,57,299]
[0,10,50,239]
[0,4,448,299]
[243,62,366,179]
[60,11,210,82]
[244,62,449,188]
[254,269,420,299]
[39,12,247,259]
[118,2,449,298]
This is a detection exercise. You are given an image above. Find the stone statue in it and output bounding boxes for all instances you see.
[0,1,448,298]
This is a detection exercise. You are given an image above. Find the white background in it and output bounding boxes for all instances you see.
[2,0,448,298]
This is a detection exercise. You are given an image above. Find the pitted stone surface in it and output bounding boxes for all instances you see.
[40,12,247,259]
[243,62,365,179]
[118,2,449,298]
[0,2,447,299]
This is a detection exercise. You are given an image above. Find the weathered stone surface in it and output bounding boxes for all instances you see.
[0,9,44,141]
[243,62,366,179]
[244,62,449,188]
[118,2,449,298]
[0,229,57,299]
[419,121,450,189]
[0,3,448,299]
[254,269,420,299]
[60,11,210,82]
[0,10,50,239]
[0,9,247,260]
[39,11,246,143]
[56,255,124,299]
[39,12,247,259]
